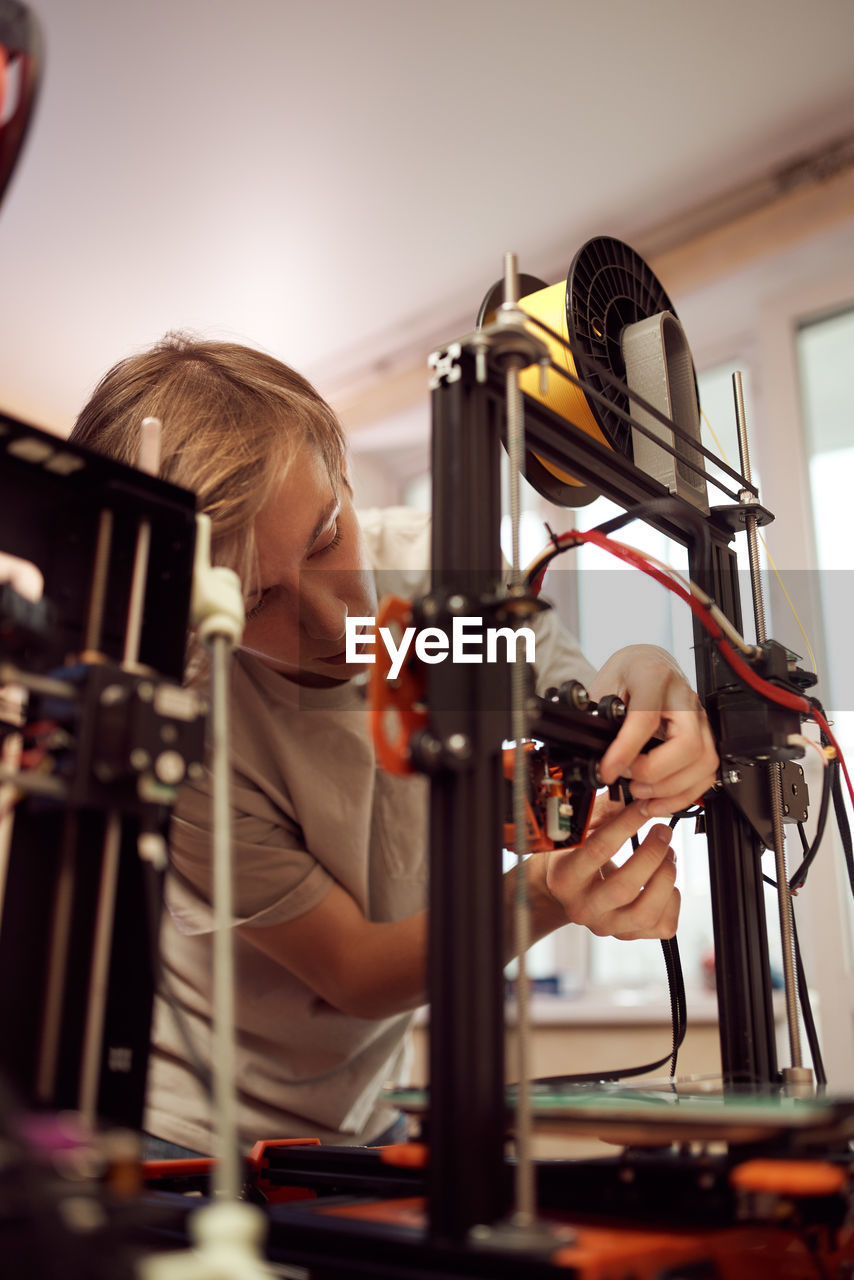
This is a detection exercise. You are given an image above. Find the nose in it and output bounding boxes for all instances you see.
[299,573,348,642]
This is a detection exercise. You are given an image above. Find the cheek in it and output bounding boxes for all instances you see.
[242,600,299,655]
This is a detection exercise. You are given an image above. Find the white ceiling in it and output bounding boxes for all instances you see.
[1,0,854,437]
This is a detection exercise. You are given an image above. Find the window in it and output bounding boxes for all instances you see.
[797,305,854,959]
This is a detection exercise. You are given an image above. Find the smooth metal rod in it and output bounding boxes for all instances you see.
[0,664,76,700]
[732,372,803,1073]
[771,769,803,1067]
[503,249,536,1223]
[0,765,68,798]
[122,417,162,668]
[502,250,520,313]
[36,815,78,1102]
[122,519,151,668]
[83,508,114,655]
[79,812,123,1122]
[210,631,240,1200]
[732,372,767,644]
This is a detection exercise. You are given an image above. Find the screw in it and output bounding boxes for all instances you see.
[445,732,471,760]
[155,750,186,786]
[99,684,127,706]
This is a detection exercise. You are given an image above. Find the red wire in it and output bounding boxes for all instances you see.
[540,529,854,811]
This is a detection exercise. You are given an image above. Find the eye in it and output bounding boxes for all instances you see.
[310,523,343,559]
[245,588,271,620]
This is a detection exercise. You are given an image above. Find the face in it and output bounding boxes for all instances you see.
[240,443,377,686]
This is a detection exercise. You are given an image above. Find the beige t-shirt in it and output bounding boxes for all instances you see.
[145,508,594,1153]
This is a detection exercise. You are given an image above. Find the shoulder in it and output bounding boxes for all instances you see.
[357,507,431,598]
[357,507,430,566]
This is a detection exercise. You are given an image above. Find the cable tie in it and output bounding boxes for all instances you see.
[544,521,562,552]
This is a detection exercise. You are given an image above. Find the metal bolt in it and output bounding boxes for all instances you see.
[412,733,444,769]
[445,732,471,759]
[155,750,186,786]
[138,832,168,871]
[99,683,127,706]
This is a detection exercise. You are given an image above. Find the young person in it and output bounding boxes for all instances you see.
[70,335,718,1155]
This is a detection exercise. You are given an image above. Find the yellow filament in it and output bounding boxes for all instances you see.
[516,282,612,486]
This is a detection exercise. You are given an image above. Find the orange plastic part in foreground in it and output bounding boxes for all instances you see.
[729,1157,847,1197]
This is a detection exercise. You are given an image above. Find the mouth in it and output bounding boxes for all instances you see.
[319,650,350,665]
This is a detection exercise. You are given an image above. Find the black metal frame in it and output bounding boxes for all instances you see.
[426,357,509,1239]
[424,342,777,1240]
[0,411,197,1126]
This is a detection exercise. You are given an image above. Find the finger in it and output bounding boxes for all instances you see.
[593,824,674,912]
[631,756,718,803]
[640,786,715,820]
[546,802,648,907]
[615,881,681,941]
[586,790,626,832]
[659,879,682,937]
[575,799,655,879]
[598,708,665,784]
[621,851,679,935]
[627,713,715,780]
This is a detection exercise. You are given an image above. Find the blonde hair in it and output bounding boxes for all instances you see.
[70,333,347,590]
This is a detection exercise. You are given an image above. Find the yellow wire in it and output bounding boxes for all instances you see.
[700,408,817,672]
[699,408,729,466]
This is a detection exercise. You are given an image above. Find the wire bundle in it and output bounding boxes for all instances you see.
[524,520,853,814]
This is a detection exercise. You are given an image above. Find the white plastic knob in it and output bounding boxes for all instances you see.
[190,514,245,648]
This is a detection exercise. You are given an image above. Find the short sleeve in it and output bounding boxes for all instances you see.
[357,507,431,599]
[529,603,597,695]
[165,768,334,936]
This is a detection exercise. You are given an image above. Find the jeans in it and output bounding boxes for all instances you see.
[141,1112,408,1162]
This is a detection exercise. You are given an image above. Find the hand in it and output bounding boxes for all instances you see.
[589,645,718,818]
[546,800,679,941]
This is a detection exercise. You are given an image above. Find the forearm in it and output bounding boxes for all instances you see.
[335,860,565,1016]
[337,862,565,1014]
[243,854,572,1023]
[502,852,566,964]
[239,887,429,1021]
[334,910,429,1019]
